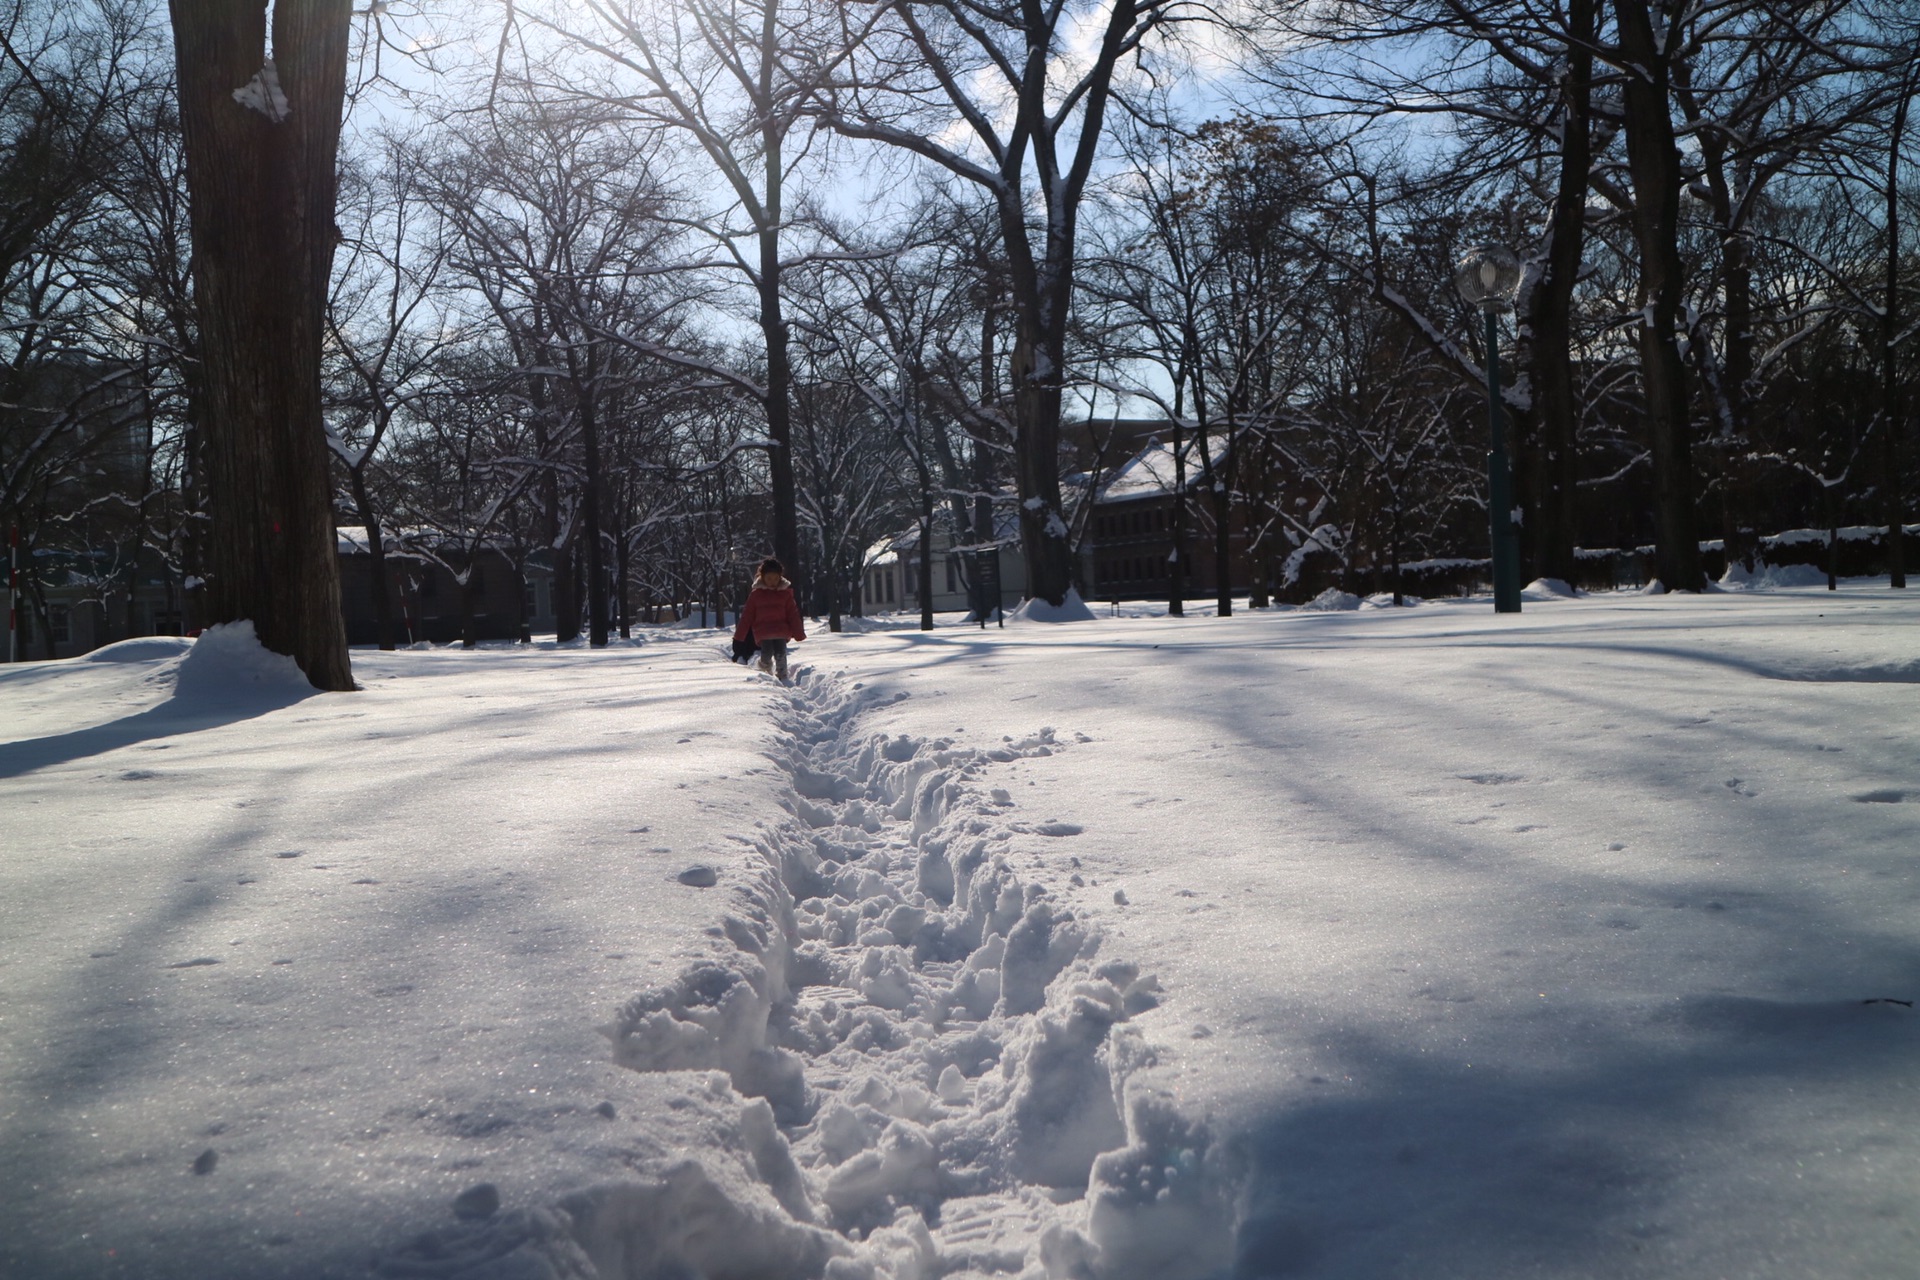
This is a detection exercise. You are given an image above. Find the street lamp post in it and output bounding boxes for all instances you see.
[1454,243,1525,614]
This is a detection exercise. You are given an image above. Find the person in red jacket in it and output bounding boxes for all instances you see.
[734,557,806,680]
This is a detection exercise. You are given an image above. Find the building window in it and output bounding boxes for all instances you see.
[48,604,70,645]
[469,565,485,594]
[418,573,438,599]
[523,578,541,619]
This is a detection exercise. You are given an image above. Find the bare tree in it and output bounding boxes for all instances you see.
[167,0,353,687]
[1,0,182,655]
[814,0,1188,605]
[515,0,834,582]
[326,133,460,650]
[425,88,689,645]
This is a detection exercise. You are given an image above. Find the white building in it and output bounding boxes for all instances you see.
[861,511,1027,616]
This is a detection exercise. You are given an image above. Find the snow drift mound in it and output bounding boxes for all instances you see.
[82,636,195,663]
[1523,577,1579,599]
[169,622,317,705]
[1719,560,1832,590]
[1303,588,1362,612]
[1008,589,1097,624]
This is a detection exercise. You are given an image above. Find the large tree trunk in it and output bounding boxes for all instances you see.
[759,238,800,577]
[1678,85,1759,578]
[1168,415,1187,617]
[919,499,935,631]
[552,540,580,643]
[1008,307,1073,606]
[1884,76,1911,589]
[570,348,610,646]
[970,312,999,621]
[1517,0,1593,586]
[1616,0,1705,592]
[169,0,353,688]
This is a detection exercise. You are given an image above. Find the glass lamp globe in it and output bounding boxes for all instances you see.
[1453,243,1523,310]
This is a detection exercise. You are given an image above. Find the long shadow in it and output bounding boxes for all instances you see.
[856,617,1920,687]
[0,687,313,780]
[1145,638,1920,1275]
[1228,996,1920,1279]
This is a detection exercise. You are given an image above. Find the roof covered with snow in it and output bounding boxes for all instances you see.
[1095,433,1228,503]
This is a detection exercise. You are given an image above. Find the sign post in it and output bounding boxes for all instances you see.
[7,525,17,663]
[976,549,1004,628]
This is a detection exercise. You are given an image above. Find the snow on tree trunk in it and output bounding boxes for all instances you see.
[169,0,353,689]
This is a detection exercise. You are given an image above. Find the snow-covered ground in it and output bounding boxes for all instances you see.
[2,586,1916,1280]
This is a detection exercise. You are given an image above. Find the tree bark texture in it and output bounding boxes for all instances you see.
[1517,0,1593,586]
[169,0,354,688]
[1168,408,1187,617]
[1884,75,1910,589]
[1674,67,1758,575]
[1615,0,1705,591]
[759,228,801,578]
[1007,303,1073,605]
[567,346,610,646]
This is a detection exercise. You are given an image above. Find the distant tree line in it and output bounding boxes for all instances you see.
[4,0,1915,665]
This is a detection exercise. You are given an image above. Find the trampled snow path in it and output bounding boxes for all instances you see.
[384,669,1228,1279]
[16,589,1914,1278]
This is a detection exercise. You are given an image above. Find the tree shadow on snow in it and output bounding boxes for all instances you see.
[0,686,313,780]
[1182,638,1920,1278]
[1226,995,1920,1280]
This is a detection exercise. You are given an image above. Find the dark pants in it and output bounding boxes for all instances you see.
[757,638,789,677]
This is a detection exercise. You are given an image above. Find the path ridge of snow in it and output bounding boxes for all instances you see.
[383,670,1235,1279]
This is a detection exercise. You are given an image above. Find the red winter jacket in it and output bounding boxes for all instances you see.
[734,582,806,644]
